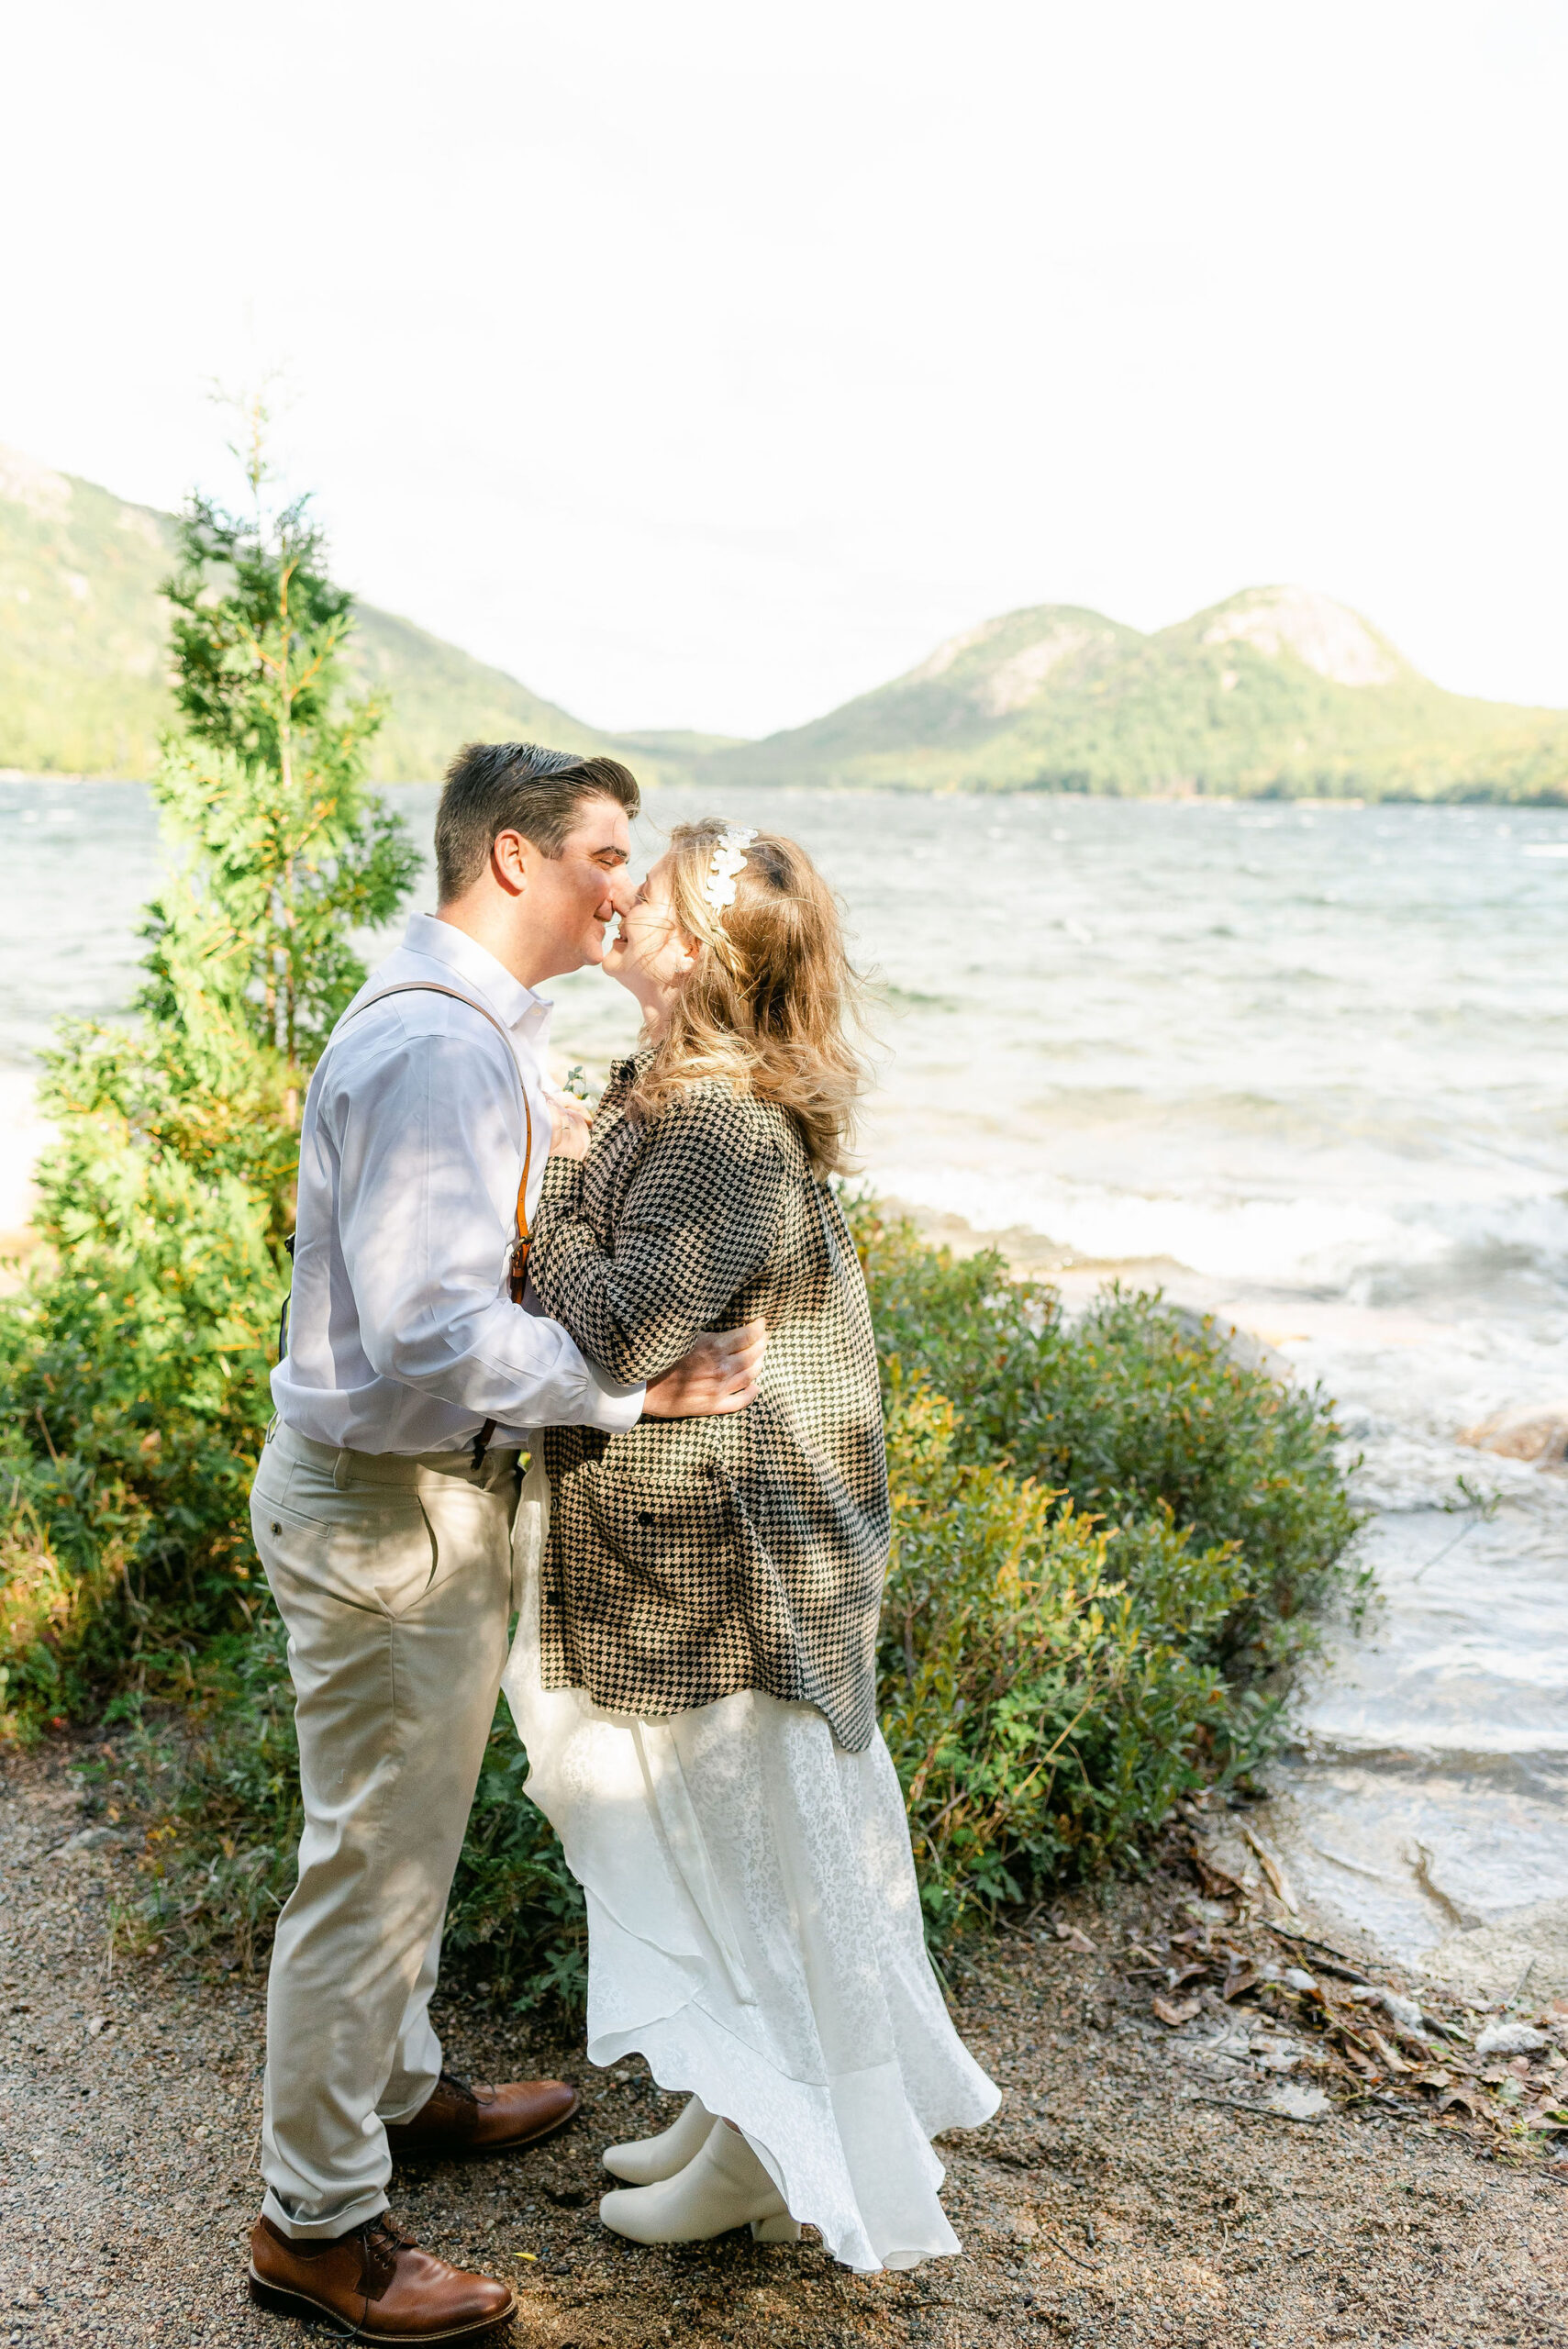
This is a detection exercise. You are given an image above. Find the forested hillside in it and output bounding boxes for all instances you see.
[5,444,1563,799]
[686,585,1568,800]
[0,447,611,781]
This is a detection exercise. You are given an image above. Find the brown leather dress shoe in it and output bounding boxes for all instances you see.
[384,2067,580,2159]
[248,2213,515,2341]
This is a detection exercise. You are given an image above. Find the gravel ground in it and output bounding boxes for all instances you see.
[3,1742,1565,2349]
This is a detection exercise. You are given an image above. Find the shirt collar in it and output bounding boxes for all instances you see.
[400,912,553,1036]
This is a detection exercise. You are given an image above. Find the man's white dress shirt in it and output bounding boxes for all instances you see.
[272,913,644,1454]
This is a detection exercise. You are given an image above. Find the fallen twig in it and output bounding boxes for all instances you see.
[1040,2232,1099,2272]
[1187,2094,1324,2125]
[1240,1824,1298,1913]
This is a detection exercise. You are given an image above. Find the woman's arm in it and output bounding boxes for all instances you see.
[528,1093,788,1385]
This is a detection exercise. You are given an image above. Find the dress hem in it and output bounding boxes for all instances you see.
[586,1998,985,2276]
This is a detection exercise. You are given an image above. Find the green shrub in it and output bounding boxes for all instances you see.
[106,1617,593,2003]
[880,1380,1247,1935]
[123,1618,302,1974]
[849,1199,1367,1688]
[440,1732,591,2009]
[0,1010,284,1729]
[18,1189,1365,1988]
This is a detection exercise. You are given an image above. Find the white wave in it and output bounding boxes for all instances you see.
[866,1161,1449,1285]
[866,1156,1568,1294]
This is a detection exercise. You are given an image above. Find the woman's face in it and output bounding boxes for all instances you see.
[603,853,698,1030]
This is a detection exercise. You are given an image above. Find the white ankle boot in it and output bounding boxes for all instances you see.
[602,2094,717,2185]
[598,2120,801,2246]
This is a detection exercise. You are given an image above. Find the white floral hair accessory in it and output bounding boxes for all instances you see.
[701,826,757,914]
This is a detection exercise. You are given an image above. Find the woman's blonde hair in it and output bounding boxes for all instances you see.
[633,821,871,1176]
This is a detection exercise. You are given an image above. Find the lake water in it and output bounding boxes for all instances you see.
[3,777,1566,1984]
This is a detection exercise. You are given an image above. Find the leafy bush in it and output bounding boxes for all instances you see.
[106,1614,592,2002]
[0,1006,285,1726]
[116,1621,582,1998]
[848,1198,1366,1688]
[121,1619,302,1974]
[879,1380,1247,1935]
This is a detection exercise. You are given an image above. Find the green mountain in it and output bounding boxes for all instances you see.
[688,586,1568,800]
[6,442,1564,801]
[0,447,628,782]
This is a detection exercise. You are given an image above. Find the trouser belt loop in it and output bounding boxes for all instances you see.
[333,1449,353,1491]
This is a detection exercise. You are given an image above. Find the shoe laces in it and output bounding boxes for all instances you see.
[437,2066,489,2110]
[361,2216,415,2289]
[307,2221,416,2343]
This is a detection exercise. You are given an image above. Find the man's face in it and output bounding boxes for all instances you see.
[517,798,634,980]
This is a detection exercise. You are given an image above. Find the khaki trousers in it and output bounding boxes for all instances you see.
[250,1418,522,2239]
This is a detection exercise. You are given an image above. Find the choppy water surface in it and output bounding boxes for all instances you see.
[3,778,1565,1974]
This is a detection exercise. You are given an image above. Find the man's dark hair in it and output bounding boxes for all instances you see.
[434,742,641,902]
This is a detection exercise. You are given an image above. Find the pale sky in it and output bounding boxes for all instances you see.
[6,1,1566,738]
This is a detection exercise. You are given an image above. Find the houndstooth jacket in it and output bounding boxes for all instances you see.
[528,1052,890,1752]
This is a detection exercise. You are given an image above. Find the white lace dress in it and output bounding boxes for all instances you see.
[500,1462,999,2275]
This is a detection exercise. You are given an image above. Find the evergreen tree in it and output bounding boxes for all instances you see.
[0,416,418,1727]
[154,473,416,1074]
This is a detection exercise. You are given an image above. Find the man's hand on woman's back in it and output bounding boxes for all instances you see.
[641,1319,766,1418]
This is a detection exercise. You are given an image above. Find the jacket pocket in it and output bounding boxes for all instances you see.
[584,1468,739,1629]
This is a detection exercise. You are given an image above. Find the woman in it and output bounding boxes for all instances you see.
[501,820,997,2275]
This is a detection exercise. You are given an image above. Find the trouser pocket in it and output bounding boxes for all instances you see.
[250,1481,439,1620]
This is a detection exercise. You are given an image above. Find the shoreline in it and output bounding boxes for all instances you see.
[879,1192,1463,1365]
[6,768,1567,808]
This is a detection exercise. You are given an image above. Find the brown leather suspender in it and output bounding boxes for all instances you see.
[329,980,536,1467]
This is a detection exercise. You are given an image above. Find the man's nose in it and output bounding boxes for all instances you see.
[606,869,638,916]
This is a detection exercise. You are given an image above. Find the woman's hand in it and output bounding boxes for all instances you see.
[547,1089,594,1162]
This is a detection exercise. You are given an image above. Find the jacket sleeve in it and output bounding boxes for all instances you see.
[528,1092,788,1384]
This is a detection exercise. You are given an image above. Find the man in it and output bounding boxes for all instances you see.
[246,744,764,2341]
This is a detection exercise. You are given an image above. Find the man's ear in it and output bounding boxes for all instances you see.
[491,829,531,898]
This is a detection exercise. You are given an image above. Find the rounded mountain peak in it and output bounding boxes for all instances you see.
[1188,585,1407,688]
[906,603,1137,714]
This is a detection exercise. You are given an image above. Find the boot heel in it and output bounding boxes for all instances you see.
[751,2213,802,2244]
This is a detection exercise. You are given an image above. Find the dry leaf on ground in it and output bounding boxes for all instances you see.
[1151,1992,1203,2027]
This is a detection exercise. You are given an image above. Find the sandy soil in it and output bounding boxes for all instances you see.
[3,1742,1565,2349]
